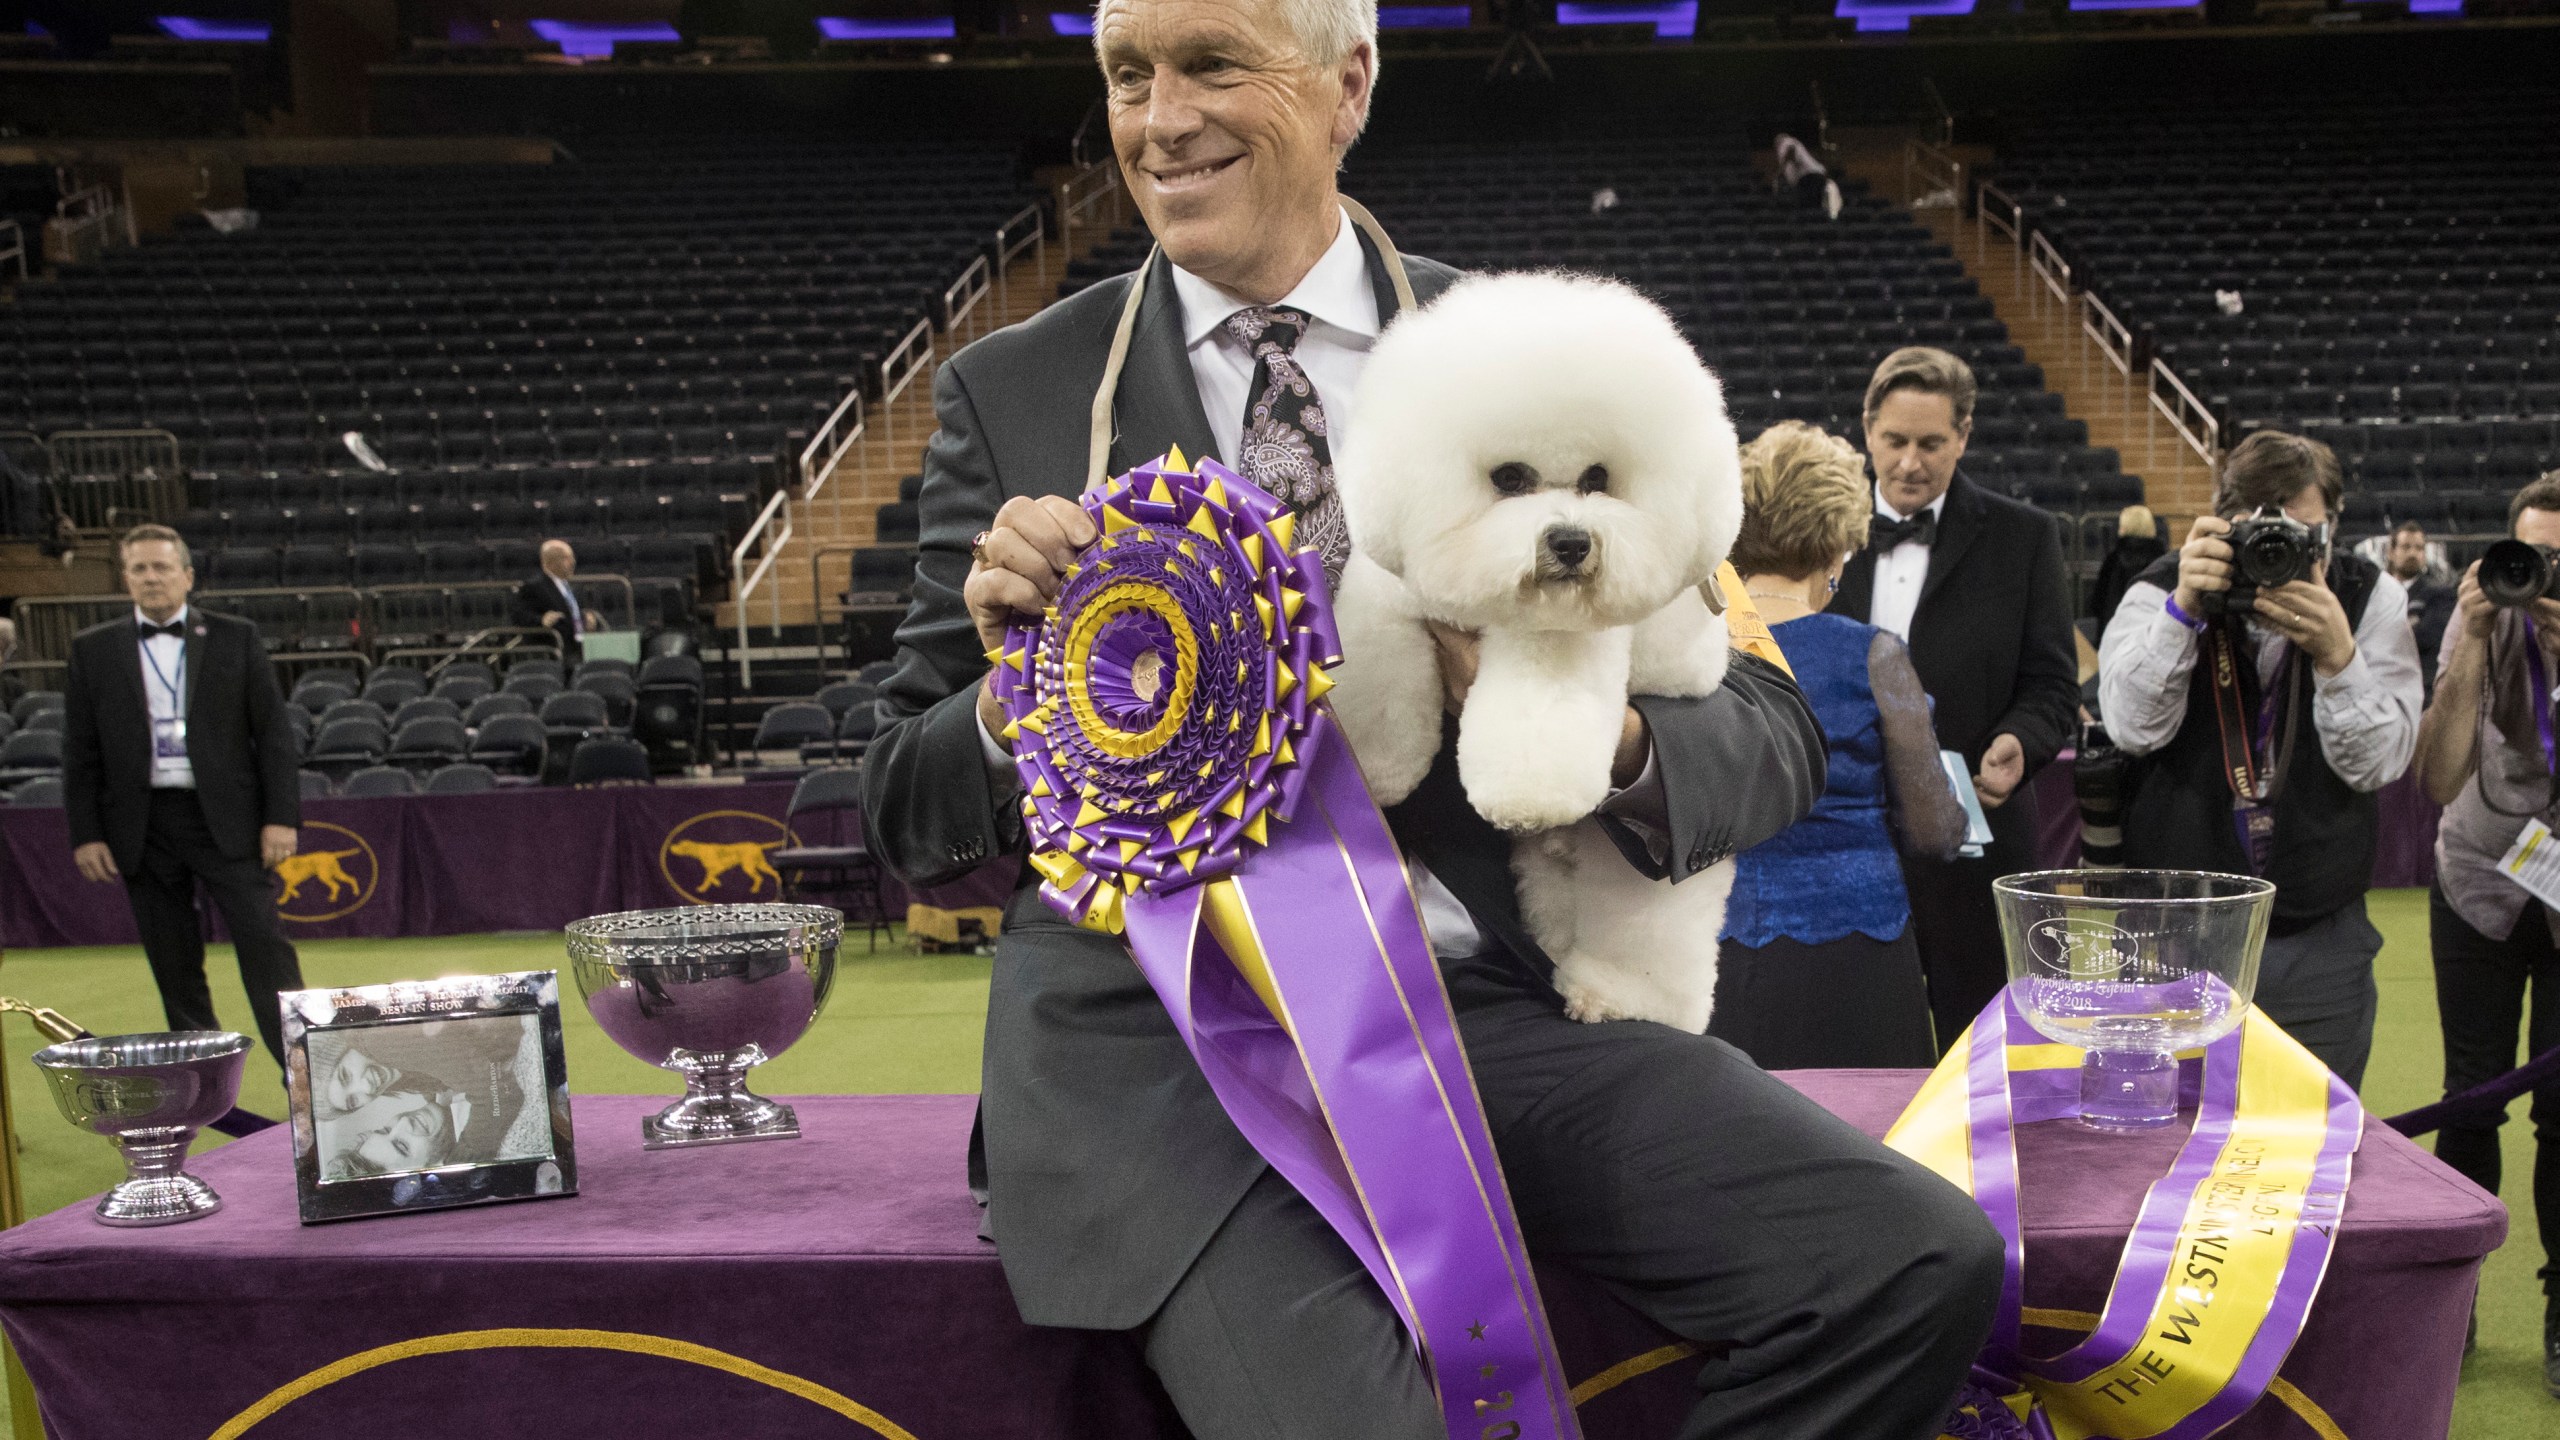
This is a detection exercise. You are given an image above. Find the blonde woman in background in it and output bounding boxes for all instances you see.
[1711,423,1967,1068]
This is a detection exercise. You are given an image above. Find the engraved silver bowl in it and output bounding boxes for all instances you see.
[32,1031,251,1226]
[566,904,840,1149]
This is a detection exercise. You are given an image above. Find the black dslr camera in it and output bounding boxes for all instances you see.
[2478,539,2560,608]
[2202,508,2329,616]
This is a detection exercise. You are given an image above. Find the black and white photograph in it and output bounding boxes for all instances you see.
[282,971,576,1223]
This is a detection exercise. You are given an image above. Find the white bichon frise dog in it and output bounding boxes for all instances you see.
[1329,271,1744,1033]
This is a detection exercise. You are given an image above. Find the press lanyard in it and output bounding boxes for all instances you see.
[140,629,186,716]
[2208,622,2294,874]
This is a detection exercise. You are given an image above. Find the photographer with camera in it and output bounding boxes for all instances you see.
[2097,431,2422,1090]
[2411,470,2560,1389]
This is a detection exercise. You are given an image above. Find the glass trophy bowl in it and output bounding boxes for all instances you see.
[566,904,841,1149]
[31,1031,250,1226]
[1996,870,2274,1133]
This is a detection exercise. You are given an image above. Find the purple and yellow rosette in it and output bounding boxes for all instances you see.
[991,449,1336,933]
[991,452,1582,1440]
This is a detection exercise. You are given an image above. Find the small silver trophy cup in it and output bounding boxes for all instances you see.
[32,1031,251,1226]
[567,903,841,1149]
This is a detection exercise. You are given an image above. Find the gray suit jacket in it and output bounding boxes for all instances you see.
[863,235,1827,1330]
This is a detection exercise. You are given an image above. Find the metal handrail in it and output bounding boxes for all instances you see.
[798,387,866,500]
[875,315,935,473]
[0,219,24,282]
[944,253,992,339]
[2149,357,2221,469]
[54,182,112,225]
[1903,138,1962,211]
[1060,159,1120,237]
[731,486,794,685]
[1921,76,1954,146]
[995,201,1045,317]
[2081,291,2133,379]
[1809,80,1834,159]
[1974,179,2023,294]
[2028,230,2072,305]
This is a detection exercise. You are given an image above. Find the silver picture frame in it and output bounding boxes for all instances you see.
[282,970,577,1224]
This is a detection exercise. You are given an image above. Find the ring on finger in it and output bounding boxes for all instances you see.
[969,529,996,566]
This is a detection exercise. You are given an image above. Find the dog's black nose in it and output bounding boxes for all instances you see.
[1544,527,1592,571]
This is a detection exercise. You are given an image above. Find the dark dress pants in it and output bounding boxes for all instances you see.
[2252,897,2382,1094]
[1906,787,2042,1055]
[1140,957,2006,1440]
[2428,886,2560,1299]
[122,788,305,1065]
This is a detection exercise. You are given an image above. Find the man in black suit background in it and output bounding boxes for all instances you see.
[63,523,306,1064]
[860,2,2001,1436]
[509,538,602,651]
[1837,348,2082,1051]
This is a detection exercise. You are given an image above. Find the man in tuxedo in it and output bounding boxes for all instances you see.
[1837,348,2081,1051]
[509,539,602,650]
[860,3,2001,1436]
[61,524,306,1064]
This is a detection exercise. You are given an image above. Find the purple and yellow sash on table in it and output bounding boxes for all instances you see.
[989,452,1580,1440]
[1889,992,2363,1440]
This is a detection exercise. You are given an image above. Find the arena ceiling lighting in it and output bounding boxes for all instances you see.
[153,16,273,42]
[1832,0,1970,30]
[1378,5,1476,25]
[815,16,961,39]
[1050,12,1094,35]
[527,19,680,55]
[1554,1,1700,37]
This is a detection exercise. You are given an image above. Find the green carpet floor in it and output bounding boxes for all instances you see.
[0,891,2550,1436]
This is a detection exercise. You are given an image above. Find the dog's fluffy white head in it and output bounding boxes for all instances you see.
[1337,271,1742,632]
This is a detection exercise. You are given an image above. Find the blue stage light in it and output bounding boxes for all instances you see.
[815,16,960,40]
[153,17,273,42]
[527,20,681,56]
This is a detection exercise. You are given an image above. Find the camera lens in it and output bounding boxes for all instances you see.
[2480,539,2552,609]
[2239,527,2308,588]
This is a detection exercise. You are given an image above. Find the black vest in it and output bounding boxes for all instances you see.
[2119,553,2383,929]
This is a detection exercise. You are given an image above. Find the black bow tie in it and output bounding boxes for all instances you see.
[137,620,185,640]
[1870,510,1937,552]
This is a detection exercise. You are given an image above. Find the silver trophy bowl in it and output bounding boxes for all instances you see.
[566,903,841,1150]
[32,1031,251,1226]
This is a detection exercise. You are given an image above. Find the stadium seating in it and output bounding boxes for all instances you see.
[1990,89,2560,539]
[0,140,1035,640]
[1042,134,2133,520]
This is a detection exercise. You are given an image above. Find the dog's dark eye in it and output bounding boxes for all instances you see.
[1490,462,1539,495]
[1576,465,1609,494]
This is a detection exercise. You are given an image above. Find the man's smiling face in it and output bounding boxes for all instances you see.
[1097,0,1372,302]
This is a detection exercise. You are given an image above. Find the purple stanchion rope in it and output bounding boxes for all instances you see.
[2385,1038,2560,1139]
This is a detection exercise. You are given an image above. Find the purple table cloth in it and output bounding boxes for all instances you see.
[0,782,1020,948]
[0,1082,2502,1440]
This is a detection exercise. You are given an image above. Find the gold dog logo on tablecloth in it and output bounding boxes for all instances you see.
[274,822,379,923]
[658,811,798,905]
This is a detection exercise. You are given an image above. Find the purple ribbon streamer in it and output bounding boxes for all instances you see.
[1006,458,1579,1440]
[1959,991,2362,1439]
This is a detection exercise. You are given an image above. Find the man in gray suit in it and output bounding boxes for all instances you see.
[863,1,2004,1435]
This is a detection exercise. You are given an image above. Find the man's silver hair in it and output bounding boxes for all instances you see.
[1094,0,1378,69]
[1286,0,1378,66]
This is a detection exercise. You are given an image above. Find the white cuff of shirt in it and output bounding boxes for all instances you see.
[977,705,1013,777]
[2311,646,2370,695]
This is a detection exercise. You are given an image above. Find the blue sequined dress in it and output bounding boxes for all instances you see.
[1711,611,1963,1068]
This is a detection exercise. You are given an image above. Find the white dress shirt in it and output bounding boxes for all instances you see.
[2097,574,2422,792]
[1868,483,1948,643]
[136,605,194,789]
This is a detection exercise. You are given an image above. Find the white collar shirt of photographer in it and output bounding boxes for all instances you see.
[975,210,1672,962]
[2093,572,2423,792]
[1868,482,1949,644]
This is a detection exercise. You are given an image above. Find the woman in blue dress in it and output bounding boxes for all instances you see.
[1710,422,1966,1068]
